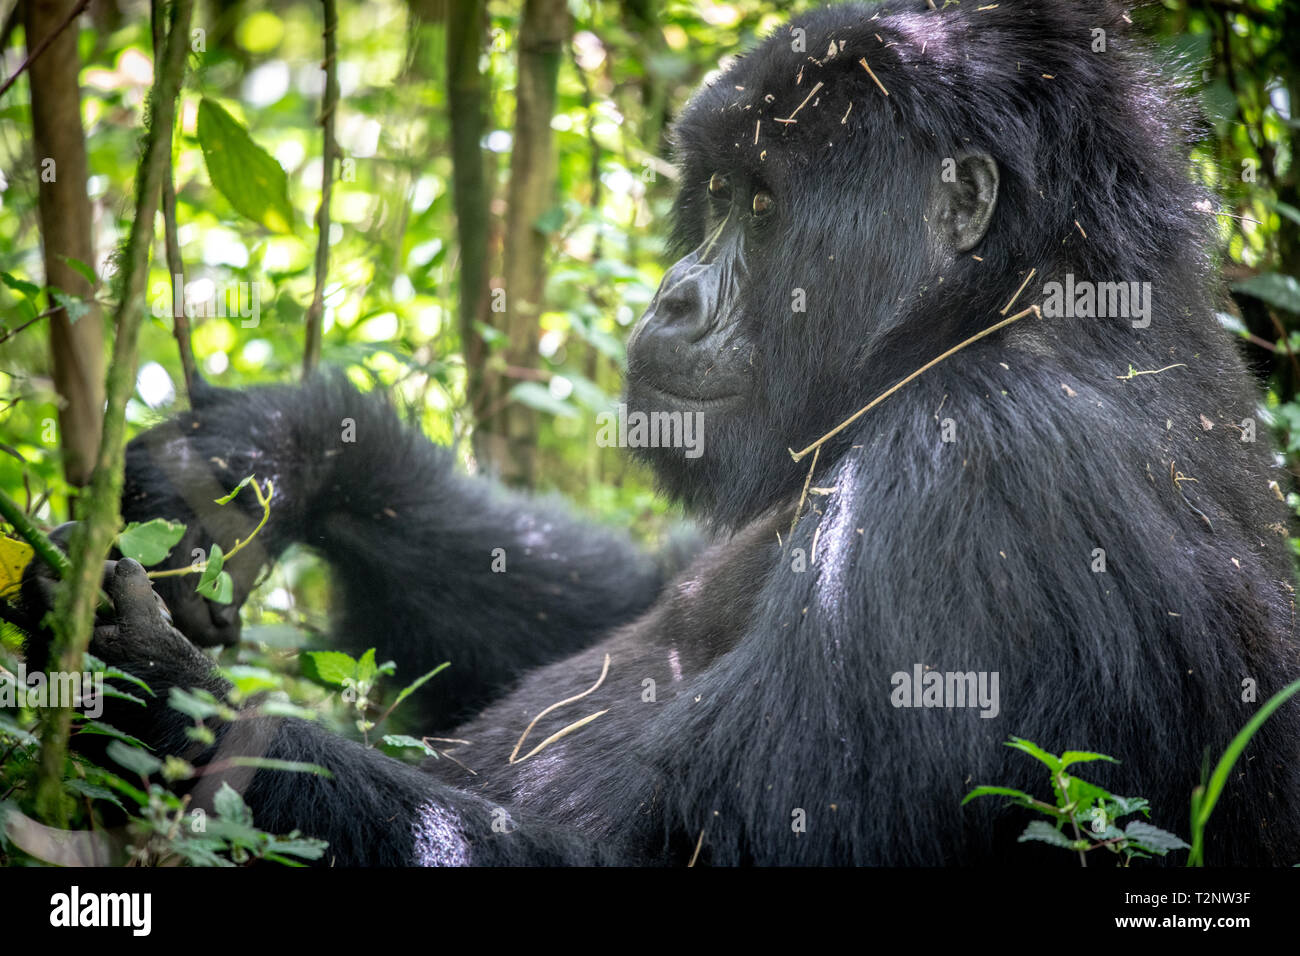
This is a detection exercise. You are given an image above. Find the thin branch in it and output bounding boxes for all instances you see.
[0,0,92,101]
[152,0,195,399]
[790,304,1041,462]
[509,654,610,764]
[35,0,195,825]
[0,306,57,346]
[302,0,339,376]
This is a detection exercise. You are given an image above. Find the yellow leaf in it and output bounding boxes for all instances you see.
[0,535,34,599]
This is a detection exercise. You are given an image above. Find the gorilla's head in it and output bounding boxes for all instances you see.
[624,0,1200,529]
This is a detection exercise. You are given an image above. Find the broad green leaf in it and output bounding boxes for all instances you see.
[0,271,39,298]
[117,518,187,566]
[1232,273,1300,314]
[169,686,222,721]
[301,649,357,687]
[1058,750,1118,771]
[60,255,97,287]
[63,778,124,812]
[196,98,295,234]
[510,381,579,418]
[1004,737,1062,773]
[106,740,162,777]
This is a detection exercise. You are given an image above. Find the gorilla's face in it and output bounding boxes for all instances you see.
[624,7,1000,528]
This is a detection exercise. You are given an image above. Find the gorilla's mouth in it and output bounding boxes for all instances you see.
[632,379,741,409]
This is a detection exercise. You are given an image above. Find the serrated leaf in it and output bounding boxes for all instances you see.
[196,98,295,234]
[356,647,377,685]
[1124,821,1190,852]
[1004,737,1062,773]
[300,650,357,687]
[1016,820,1076,849]
[1059,750,1119,771]
[50,288,90,323]
[213,781,254,826]
[117,518,187,566]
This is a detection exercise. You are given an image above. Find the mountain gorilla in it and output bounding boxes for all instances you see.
[22,0,1300,865]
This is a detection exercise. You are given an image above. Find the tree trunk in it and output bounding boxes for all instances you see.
[446,0,492,449]
[23,0,104,488]
[478,0,569,486]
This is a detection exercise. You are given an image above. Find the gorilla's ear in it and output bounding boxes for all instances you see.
[931,152,999,253]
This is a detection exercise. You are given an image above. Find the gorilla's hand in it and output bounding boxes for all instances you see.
[21,544,218,691]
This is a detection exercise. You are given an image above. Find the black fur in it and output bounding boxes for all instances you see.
[27,0,1300,865]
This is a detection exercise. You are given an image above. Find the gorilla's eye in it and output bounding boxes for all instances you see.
[708,172,730,199]
[752,191,775,218]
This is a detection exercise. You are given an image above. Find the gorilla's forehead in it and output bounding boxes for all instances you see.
[671,2,932,179]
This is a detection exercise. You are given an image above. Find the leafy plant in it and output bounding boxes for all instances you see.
[964,737,1189,866]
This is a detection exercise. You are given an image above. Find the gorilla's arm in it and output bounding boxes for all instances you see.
[127,377,687,727]
[23,558,615,865]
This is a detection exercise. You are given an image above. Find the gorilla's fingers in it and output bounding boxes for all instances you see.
[108,558,168,634]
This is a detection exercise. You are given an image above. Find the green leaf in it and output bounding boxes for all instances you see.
[1267,200,1300,230]
[74,721,150,750]
[0,271,39,298]
[300,650,357,687]
[60,255,97,287]
[213,782,254,826]
[169,686,222,721]
[1016,820,1076,849]
[117,518,187,566]
[214,474,255,505]
[1232,274,1300,314]
[1124,821,1189,854]
[1058,750,1118,771]
[389,662,449,713]
[226,757,333,778]
[510,381,579,418]
[961,785,1037,807]
[356,647,378,685]
[50,288,90,323]
[195,543,233,602]
[382,734,437,757]
[106,740,162,777]
[64,778,125,812]
[534,205,566,234]
[1004,737,1062,773]
[196,98,295,234]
